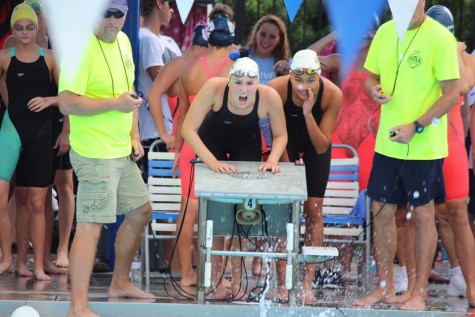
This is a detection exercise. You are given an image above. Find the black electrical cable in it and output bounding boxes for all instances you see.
[160,160,197,300]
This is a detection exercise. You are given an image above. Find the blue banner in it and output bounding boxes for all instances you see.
[284,0,303,23]
[325,0,387,76]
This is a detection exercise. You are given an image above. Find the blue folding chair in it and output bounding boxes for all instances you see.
[322,144,371,289]
[143,140,181,285]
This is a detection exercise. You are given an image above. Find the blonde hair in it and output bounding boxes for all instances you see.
[245,15,291,62]
[208,3,234,21]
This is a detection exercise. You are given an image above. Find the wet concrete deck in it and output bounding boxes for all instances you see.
[0,267,473,317]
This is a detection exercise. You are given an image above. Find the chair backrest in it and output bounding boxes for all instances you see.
[147,149,181,221]
[323,144,360,217]
[148,151,177,178]
[323,145,372,290]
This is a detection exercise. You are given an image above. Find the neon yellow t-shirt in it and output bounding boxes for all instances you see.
[365,17,459,160]
[58,32,135,158]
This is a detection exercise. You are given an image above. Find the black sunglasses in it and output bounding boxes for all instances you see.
[209,13,230,20]
[104,10,125,19]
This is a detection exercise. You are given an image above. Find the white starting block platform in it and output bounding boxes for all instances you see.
[195,161,335,305]
[301,246,339,256]
[299,246,339,263]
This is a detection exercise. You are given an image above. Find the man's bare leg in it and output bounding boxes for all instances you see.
[354,201,397,306]
[387,217,416,304]
[395,206,408,269]
[389,206,409,296]
[400,202,437,311]
[67,222,102,317]
[108,203,155,299]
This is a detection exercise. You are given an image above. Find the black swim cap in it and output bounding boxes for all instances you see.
[207,16,235,47]
[192,24,208,47]
[426,5,454,33]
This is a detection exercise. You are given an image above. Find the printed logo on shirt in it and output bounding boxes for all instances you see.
[125,55,134,72]
[260,70,275,84]
[17,73,25,77]
[407,51,422,69]
[224,120,232,124]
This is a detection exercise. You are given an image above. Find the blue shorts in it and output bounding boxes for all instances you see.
[367,153,445,207]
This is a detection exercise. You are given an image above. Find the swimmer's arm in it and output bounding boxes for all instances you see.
[182,79,229,172]
[264,87,287,165]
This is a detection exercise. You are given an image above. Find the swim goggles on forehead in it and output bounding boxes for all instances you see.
[290,67,320,76]
[229,69,259,78]
[13,24,37,31]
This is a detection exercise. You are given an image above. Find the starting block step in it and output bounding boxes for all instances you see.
[301,246,339,257]
[299,247,339,264]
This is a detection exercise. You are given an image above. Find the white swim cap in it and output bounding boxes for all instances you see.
[229,57,260,81]
[290,49,321,76]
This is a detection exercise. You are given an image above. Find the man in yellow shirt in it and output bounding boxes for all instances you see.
[354,0,459,311]
[58,1,155,316]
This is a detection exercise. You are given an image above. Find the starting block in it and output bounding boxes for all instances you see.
[194,161,308,305]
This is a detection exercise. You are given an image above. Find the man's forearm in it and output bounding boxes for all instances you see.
[130,108,140,139]
[417,80,459,127]
[59,91,115,116]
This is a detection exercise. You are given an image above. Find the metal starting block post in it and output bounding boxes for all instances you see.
[194,161,307,305]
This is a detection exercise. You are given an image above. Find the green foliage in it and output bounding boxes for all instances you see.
[217,0,475,53]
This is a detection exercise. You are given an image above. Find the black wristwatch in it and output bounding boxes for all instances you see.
[413,120,424,134]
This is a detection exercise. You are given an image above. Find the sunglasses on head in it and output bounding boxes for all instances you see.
[13,23,37,32]
[290,67,319,76]
[104,10,125,19]
[230,69,259,79]
[209,13,230,20]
